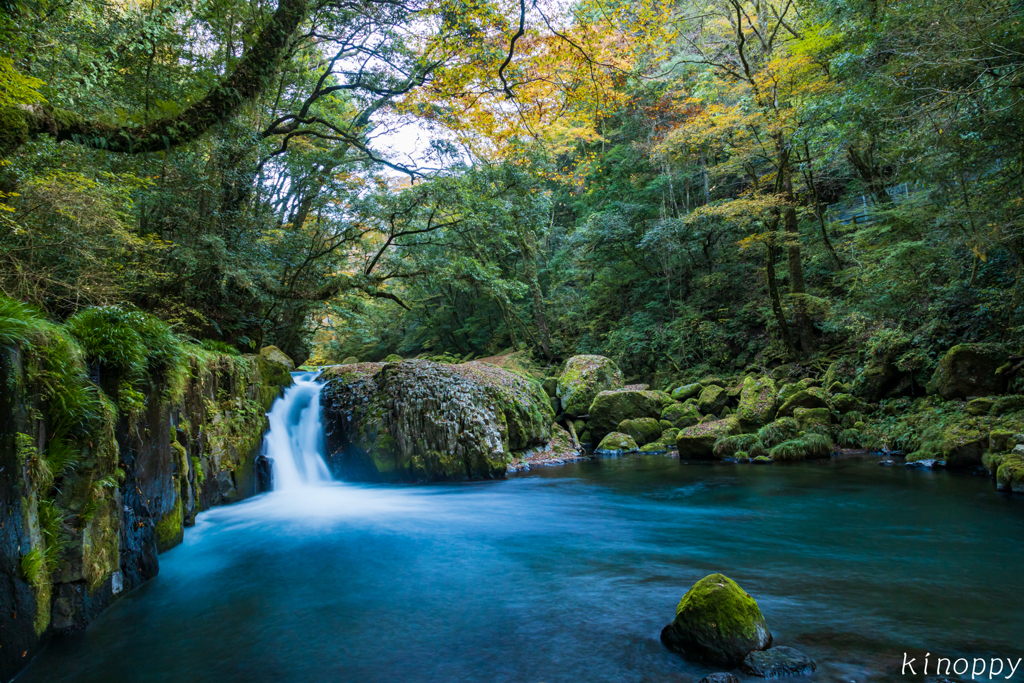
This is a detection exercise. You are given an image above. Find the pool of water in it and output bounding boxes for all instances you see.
[17,456,1024,683]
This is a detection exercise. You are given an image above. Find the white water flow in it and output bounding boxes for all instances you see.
[263,371,333,490]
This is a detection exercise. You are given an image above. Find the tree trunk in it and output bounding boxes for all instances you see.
[777,137,816,355]
[765,233,796,358]
[520,230,553,359]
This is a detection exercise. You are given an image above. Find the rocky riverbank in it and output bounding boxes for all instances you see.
[0,306,293,681]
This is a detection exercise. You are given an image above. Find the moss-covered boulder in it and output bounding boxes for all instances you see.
[587,389,673,442]
[831,393,865,415]
[776,387,832,418]
[596,432,638,454]
[827,381,851,395]
[321,360,553,482]
[929,344,1008,400]
[618,417,663,446]
[662,402,702,429]
[907,421,988,467]
[794,407,831,430]
[557,355,623,417]
[735,376,778,429]
[340,356,359,365]
[990,429,1014,453]
[996,454,1024,492]
[677,418,741,460]
[541,377,558,397]
[259,345,295,371]
[966,397,996,416]
[383,353,403,363]
[672,383,703,401]
[660,427,681,444]
[697,385,729,415]
[992,395,1024,416]
[660,573,772,666]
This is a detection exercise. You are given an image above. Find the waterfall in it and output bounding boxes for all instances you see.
[263,371,333,490]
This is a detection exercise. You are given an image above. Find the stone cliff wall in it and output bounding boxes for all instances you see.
[0,345,290,681]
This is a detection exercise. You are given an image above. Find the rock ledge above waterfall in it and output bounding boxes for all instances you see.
[321,359,554,481]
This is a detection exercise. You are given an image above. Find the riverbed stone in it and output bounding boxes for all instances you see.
[557,355,623,417]
[741,646,816,678]
[618,417,662,446]
[929,343,1007,399]
[677,418,742,460]
[698,674,739,683]
[587,389,674,442]
[660,573,772,665]
[596,432,638,453]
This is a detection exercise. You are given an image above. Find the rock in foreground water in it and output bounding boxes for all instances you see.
[661,573,772,665]
[697,674,740,683]
[741,646,816,678]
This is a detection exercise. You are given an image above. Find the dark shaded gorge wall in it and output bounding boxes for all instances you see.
[0,348,291,681]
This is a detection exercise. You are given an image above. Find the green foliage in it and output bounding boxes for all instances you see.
[769,433,835,461]
[713,433,763,458]
[757,418,801,448]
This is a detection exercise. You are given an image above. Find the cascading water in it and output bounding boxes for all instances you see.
[262,371,333,489]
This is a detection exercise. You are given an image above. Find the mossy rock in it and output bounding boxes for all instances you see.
[660,573,772,666]
[340,356,359,365]
[735,376,778,429]
[639,442,669,454]
[320,360,553,482]
[965,397,996,416]
[996,454,1024,492]
[383,353,403,363]
[776,387,832,418]
[618,417,663,446]
[992,395,1024,416]
[557,355,623,417]
[831,393,865,415]
[672,383,703,401]
[929,343,1007,400]
[660,427,681,444]
[990,429,1014,453]
[587,389,673,442]
[662,402,702,429]
[907,421,988,467]
[794,407,831,430]
[753,455,773,463]
[827,381,851,395]
[542,377,558,398]
[596,432,638,453]
[659,419,674,431]
[982,451,1005,477]
[677,418,741,460]
[259,345,295,371]
[697,385,729,416]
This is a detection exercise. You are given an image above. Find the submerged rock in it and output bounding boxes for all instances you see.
[661,573,772,665]
[557,355,623,417]
[321,360,553,482]
[741,646,816,678]
[698,674,739,683]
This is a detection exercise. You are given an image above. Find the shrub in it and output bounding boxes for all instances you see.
[769,433,834,461]
[757,417,800,448]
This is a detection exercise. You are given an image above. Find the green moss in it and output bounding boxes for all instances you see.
[556,355,623,417]
[996,454,1024,493]
[617,417,662,445]
[155,498,183,553]
[20,548,51,636]
[596,432,638,452]
[662,402,701,428]
[677,417,741,459]
[794,407,831,430]
[713,433,763,458]
[769,433,834,461]
[756,418,800,448]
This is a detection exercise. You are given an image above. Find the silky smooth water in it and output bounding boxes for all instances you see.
[262,371,332,490]
[17,457,1024,683]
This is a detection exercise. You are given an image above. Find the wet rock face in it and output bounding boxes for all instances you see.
[322,360,553,482]
[661,573,772,666]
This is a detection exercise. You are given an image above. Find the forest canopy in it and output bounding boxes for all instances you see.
[2,0,1023,379]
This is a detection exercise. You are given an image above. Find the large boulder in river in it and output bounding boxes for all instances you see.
[320,360,553,482]
[596,432,638,454]
[587,389,674,442]
[557,355,623,417]
[618,417,662,446]
[676,418,741,460]
[735,376,778,428]
[661,573,772,666]
[928,344,1008,399]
